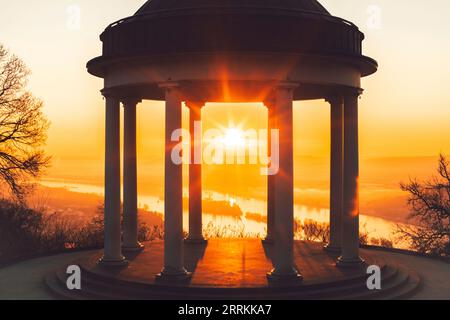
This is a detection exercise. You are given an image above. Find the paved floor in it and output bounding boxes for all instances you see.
[0,240,449,300]
[82,240,374,288]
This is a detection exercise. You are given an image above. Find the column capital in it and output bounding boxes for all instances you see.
[343,87,364,98]
[263,97,276,110]
[101,89,119,99]
[264,81,298,108]
[185,101,205,110]
[325,95,344,105]
[121,97,142,106]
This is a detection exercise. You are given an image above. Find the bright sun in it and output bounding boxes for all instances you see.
[223,128,246,148]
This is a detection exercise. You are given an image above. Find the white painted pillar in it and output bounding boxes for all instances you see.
[263,101,275,244]
[100,93,127,266]
[157,82,190,281]
[122,97,144,252]
[325,96,344,252]
[267,83,302,282]
[337,91,364,267]
[185,102,207,244]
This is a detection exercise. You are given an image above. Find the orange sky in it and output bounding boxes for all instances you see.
[1,0,449,203]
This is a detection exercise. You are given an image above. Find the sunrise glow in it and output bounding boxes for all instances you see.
[222,128,246,148]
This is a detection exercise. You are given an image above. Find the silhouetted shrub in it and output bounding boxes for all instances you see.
[359,232,369,246]
[139,224,164,242]
[203,221,261,239]
[301,219,330,243]
[370,237,394,248]
[359,223,370,245]
[0,199,44,261]
[398,154,450,257]
[0,199,163,264]
[379,238,394,249]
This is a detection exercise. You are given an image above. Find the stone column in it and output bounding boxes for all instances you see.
[157,82,190,281]
[267,83,302,283]
[185,101,207,244]
[325,96,344,252]
[337,90,364,267]
[100,93,127,266]
[122,97,144,252]
[263,100,275,245]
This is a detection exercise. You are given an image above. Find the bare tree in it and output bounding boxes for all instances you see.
[398,154,450,256]
[0,44,50,201]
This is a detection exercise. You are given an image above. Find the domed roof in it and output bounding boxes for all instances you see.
[135,0,331,16]
[88,0,377,78]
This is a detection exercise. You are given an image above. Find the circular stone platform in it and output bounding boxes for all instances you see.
[45,240,422,300]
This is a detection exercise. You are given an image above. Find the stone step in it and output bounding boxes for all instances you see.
[338,268,407,300]
[292,265,400,300]
[45,272,99,300]
[73,269,383,300]
[46,262,417,300]
[338,264,421,300]
[377,269,421,300]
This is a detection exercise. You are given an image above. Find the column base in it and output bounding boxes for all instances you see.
[262,237,274,245]
[267,268,303,285]
[155,268,192,283]
[122,242,145,253]
[323,244,341,253]
[99,255,129,267]
[336,256,365,268]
